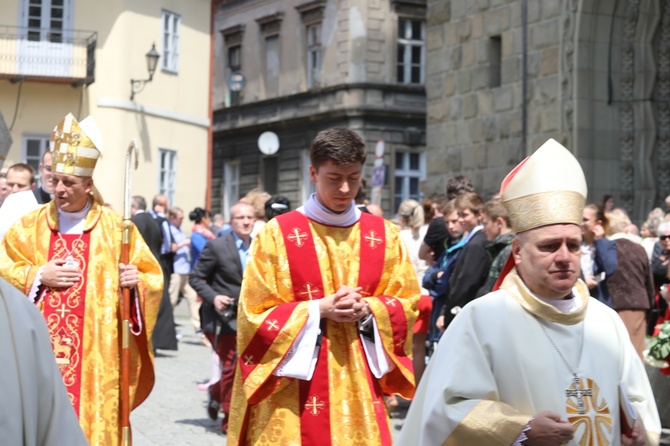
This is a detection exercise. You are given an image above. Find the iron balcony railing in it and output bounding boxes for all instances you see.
[0,26,97,85]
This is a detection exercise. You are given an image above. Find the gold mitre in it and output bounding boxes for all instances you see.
[49,113,103,177]
[500,138,587,233]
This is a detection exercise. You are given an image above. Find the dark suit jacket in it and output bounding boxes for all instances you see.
[32,187,51,204]
[131,212,162,261]
[189,233,244,334]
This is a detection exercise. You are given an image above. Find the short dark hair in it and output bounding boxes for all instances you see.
[310,128,367,170]
[483,198,511,227]
[7,163,36,184]
[446,175,475,201]
[264,195,291,220]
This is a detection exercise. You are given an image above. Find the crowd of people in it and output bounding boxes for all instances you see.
[0,112,668,446]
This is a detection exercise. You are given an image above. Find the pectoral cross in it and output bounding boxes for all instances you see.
[565,375,592,414]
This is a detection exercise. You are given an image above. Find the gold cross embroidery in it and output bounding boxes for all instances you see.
[385,297,396,307]
[364,231,382,248]
[266,319,280,331]
[243,354,255,366]
[287,228,308,247]
[305,395,326,415]
[299,284,320,300]
[56,304,71,318]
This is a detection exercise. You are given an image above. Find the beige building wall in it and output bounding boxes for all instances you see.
[0,0,210,213]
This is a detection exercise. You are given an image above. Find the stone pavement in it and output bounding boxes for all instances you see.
[131,301,408,445]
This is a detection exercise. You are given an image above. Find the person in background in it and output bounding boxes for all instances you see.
[581,203,617,307]
[210,213,225,236]
[0,173,9,207]
[264,195,291,220]
[607,210,654,361]
[436,192,492,331]
[32,149,53,204]
[602,194,615,213]
[418,175,475,265]
[168,206,203,343]
[189,207,216,267]
[189,201,255,434]
[642,208,665,260]
[651,221,670,334]
[6,163,36,193]
[398,199,431,386]
[241,188,271,238]
[477,198,514,296]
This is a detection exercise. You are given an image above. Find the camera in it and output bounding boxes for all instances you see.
[218,305,237,324]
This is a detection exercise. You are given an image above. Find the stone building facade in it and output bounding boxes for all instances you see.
[426,0,670,223]
[211,0,426,219]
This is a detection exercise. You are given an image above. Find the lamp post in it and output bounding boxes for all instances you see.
[130,43,160,101]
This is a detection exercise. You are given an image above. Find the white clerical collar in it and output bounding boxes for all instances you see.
[57,199,92,234]
[537,292,582,313]
[299,193,361,227]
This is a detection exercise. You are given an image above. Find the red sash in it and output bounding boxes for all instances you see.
[41,231,91,416]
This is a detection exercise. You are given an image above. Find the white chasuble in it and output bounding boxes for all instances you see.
[399,269,660,446]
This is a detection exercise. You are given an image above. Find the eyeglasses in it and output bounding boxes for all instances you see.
[660,235,670,241]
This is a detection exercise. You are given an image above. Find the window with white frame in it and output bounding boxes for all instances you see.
[222,160,240,221]
[397,18,425,85]
[159,149,176,205]
[301,149,315,204]
[23,135,49,181]
[394,151,424,212]
[161,10,180,73]
[306,23,322,88]
[21,0,72,42]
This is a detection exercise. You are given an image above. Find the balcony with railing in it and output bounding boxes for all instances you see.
[0,26,97,86]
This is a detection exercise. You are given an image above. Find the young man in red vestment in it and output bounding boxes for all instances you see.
[0,113,163,445]
[227,127,420,445]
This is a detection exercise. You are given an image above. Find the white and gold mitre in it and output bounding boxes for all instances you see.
[49,113,103,177]
[500,138,587,233]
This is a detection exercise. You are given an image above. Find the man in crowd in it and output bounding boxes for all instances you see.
[6,162,36,193]
[189,201,255,434]
[477,197,514,295]
[400,139,660,446]
[33,149,54,203]
[227,127,419,445]
[0,113,163,444]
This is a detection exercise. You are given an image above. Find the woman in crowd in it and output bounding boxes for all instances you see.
[189,207,216,267]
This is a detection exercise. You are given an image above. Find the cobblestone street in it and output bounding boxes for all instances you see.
[131,301,407,445]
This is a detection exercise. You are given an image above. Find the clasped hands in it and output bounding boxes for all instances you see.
[319,285,370,322]
[41,258,138,289]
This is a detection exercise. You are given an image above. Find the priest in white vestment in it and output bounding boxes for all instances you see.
[0,276,88,445]
[399,139,661,446]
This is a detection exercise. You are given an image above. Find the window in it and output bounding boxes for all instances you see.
[23,0,70,42]
[397,18,425,84]
[394,151,424,212]
[223,160,240,221]
[301,149,315,203]
[227,45,241,106]
[262,157,278,195]
[306,23,322,88]
[161,10,180,73]
[264,35,280,98]
[23,135,49,182]
[159,149,176,205]
[489,35,502,88]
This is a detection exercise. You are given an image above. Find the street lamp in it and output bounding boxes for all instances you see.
[130,43,160,101]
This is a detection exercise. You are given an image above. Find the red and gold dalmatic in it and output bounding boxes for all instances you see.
[227,210,420,446]
[0,200,163,445]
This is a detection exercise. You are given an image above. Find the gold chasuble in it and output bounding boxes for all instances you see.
[0,200,163,445]
[228,210,420,446]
